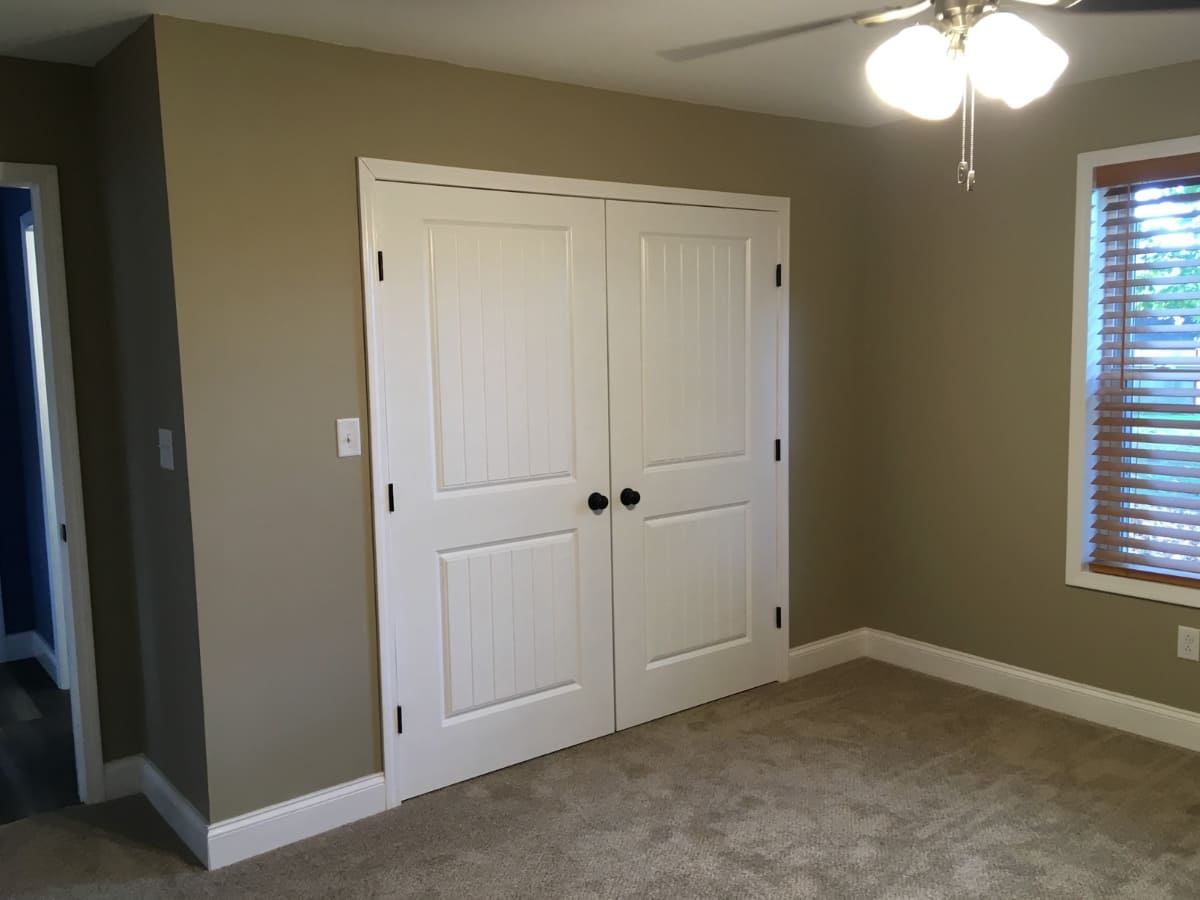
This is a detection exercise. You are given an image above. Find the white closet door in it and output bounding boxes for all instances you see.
[376,183,614,799]
[606,201,780,730]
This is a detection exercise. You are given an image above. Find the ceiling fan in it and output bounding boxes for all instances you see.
[662,0,1200,191]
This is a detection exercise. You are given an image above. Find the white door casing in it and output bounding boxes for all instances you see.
[374,182,615,800]
[605,201,781,729]
[0,163,103,803]
[360,160,790,808]
[21,210,71,689]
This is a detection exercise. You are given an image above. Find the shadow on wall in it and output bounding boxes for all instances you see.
[0,186,53,651]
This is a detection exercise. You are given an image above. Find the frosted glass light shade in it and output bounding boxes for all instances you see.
[865,25,964,121]
[965,13,1068,109]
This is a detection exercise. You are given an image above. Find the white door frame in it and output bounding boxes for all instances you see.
[0,162,105,804]
[357,158,791,809]
[20,208,71,689]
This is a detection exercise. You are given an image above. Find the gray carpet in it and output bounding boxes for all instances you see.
[3,659,1200,899]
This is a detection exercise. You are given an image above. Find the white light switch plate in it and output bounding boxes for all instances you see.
[157,428,174,471]
[336,418,361,458]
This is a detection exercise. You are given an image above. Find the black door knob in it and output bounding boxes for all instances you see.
[587,491,609,512]
[620,487,641,508]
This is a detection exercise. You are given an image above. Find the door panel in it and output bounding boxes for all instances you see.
[644,503,749,664]
[427,222,574,488]
[376,183,614,800]
[606,201,780,730]
[641,234,748,467]
[439,530,579,714]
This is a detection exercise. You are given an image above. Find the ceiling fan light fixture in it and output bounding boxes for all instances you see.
[965,12,1068,109]
[865,25,965,121]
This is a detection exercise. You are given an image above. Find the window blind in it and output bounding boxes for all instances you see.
[1089,153,1200,587]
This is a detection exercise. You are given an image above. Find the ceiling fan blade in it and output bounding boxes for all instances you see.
[658,15,857,61]
[1013,0,1200,10]
[856,0,934,25]
[658,2,930,62]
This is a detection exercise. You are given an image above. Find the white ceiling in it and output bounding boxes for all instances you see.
[3,0,1200,126]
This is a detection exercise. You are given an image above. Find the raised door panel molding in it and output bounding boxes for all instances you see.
[643,503,750,665]
[438,531,580,717]
[640,234,748,470]
[429,223,574,491]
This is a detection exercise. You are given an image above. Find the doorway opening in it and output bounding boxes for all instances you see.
[0,164,103,823]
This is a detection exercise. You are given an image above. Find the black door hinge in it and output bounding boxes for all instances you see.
[387,483,395,512]
[775,263,782,287]
[60,523,67,542]
[396,705,403,734]
[775,606,782,629]
[774,439,781,462]
[377,250,385,281]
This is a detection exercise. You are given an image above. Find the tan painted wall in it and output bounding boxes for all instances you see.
[17,11,1200,822]
[149,15,870,819]
[864,60,1200,714]
[0,54,145,760]
[93,23,208,813]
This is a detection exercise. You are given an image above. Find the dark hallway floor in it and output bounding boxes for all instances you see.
[0,657,76,824]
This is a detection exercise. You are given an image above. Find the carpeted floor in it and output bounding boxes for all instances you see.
[3,659,1200,899]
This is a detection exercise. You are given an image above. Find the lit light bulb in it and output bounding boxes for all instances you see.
[965,13,1068,109]
[865,25,965,121]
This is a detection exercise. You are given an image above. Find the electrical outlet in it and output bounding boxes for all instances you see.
[1179,626,1200,662]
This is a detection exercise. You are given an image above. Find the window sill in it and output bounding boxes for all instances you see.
[1066,565,1200,610]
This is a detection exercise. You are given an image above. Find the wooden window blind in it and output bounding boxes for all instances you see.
[1089,153,1200,587]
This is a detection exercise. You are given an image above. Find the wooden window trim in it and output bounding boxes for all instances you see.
[1095,151,1200,189]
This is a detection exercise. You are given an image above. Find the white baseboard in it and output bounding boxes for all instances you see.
[29,629,59,686]
[94,627,1200,870]
[104,756,386,870]
[788,627,868,679]
[207,774,386,869]
[1,630,38,663]
[104,754,208,865]
[0,629,58,686]
[865,629,1200,754]
[787,627,1200,755]
[141,757,210,867]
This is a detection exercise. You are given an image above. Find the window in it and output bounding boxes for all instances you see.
[1068,138,1200,608]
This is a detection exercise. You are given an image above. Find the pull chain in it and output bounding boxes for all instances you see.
[966,80,977,192]
[957,79,969,186]
[956,77,978,192]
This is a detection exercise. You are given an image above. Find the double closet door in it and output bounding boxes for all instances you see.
[374,182,781,801]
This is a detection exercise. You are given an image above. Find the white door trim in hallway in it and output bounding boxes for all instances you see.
[358,158,791,809]
[0,161,105,804]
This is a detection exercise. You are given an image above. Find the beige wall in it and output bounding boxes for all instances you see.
[94,23,209,813]
[864,60,1200,714]
[16,12,1200,823]
[150,15,870,819]
[0,55,145,760]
